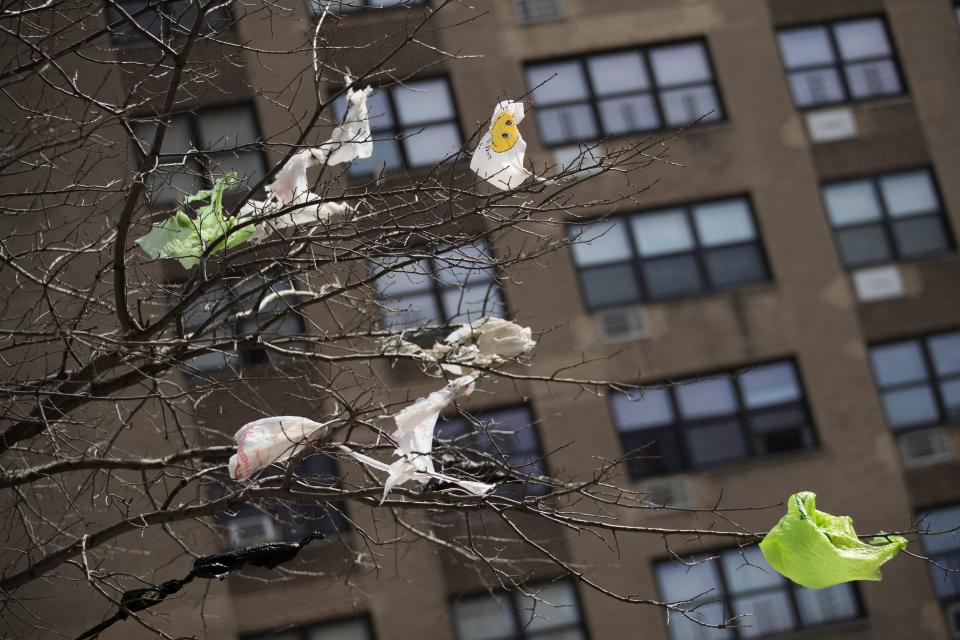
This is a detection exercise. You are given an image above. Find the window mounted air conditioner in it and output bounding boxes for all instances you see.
[596,306,648,344]
[514,0,562,24]
[638,477,691,509]
[899,427,954,468]
[227,514,278,546]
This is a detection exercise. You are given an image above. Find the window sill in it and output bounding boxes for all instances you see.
[630,445,824,487]
[796,93,913,113]
[584,279,778,315]
[542,118,732,154]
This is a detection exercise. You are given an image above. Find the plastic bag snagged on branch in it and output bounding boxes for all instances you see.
[343,375,496,501]
[470,100,552,191]
[760,491,907,589]
[229,416,332,481]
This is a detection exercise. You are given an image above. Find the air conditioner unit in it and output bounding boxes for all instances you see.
[514,0,562,24]
[947,601,960,639]
[596,306,648,343]
[227,514,278,547]
[899,428,954,468]
[638,477,691,509]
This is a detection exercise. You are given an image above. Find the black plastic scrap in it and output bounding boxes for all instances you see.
[74,532,323,640]
[426,451,512,492]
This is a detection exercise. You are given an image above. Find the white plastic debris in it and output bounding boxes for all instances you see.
[229,416,332,481]
[451,317,537,360]
[322,80,374,166]
[471,100,549,191]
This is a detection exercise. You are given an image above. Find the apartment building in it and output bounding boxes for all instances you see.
[48,0,960,639]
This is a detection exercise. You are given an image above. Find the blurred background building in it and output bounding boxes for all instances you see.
[98,0,960,638]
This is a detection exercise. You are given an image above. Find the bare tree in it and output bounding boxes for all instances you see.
[0,2,950,639]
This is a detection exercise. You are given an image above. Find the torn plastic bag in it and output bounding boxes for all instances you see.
[229,416,332,481]
[341,447,494,502]
[322,79,374,165]
[471,100,550,191]
[760,491,907,589]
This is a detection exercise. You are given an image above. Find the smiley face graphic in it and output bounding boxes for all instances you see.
[490,110,520,153]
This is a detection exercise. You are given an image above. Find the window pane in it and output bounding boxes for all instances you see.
[879,170,939,217]
[732,592,796,638]
[686,420,748,465]
[527,61,590,105]
[598,94,660,134]
[750,409,810,454]
[375,258,432,294]
[929,332,960,376]
[881,385,940,430]
[580,264,641,308]
[611,388,675,431]
[835,225,892,267]
[442,283,504,323]
[350,138,403,175]
[208,150,265,186]
[308,619,371,640]
[622,427,685,477]
[516,582,581,631]
[777,27,835,68]
[676,378,738,419]
[918,505,960,555]
[649,42,712,87]
[382,292,440,329]
[453,595,517,640]
[436,244,496,286]
[795,584,860,626]
[870,341,928,386]
[721,547,783,592]
[844,60,902,99]
[692,199,756,246]
[632,210,694,256]
[664,601,733,640]
[149,166,204,205]
[134,115,194,155]
[197,106,259,151]
[940,379,960,419]
[392,79,455,126]
[643,254,703,299]
[402,123,460,167]
[704,245,766,288]
[738,362,800,408]
[892,216,950,258]
[659,85,722,127]
[537,104,598,145]
[834,18,892,61]
[570,220,633,266]
[822,180,882,227]
[787,68,846,107]
[587,51,650,95]
[352,89,395,130]
[656,557,723,603]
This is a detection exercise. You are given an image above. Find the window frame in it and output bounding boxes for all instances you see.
[241,614,376,640]
[609,358,819,480]
[448,578,591,640]
[820,167,955,270]
[775,14,908,110]
[523,37,727,148]
[568,195,773,311]
[106,0,232,44]
[308,0,428,16]
[868,328,960,433]
[916,503,960,606]
[654,546,866,640]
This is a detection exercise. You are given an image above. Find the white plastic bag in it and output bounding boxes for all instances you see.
[229,416,331,481]
[470,100,546,190]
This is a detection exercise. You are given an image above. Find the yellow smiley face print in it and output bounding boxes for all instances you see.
[490,110,520,153]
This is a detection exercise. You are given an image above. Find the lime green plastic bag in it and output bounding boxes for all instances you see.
[136,173,255,269]
[760,491,907,589]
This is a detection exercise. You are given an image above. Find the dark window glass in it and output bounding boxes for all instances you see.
[373,241,505,330]
[107,0,230,42]
[869,330,960,431]
[610,360,815,479]
[245,616,375,640]
[435,405,548,497]
[656,546,862,639]
[451,580,587,640]
[308,0,427,15]
[821,169,953,269]
[525,39,722,147]
[569,197,769,310]
[333,77,461,175]
[918,504,960,602]
[776,16,905,108]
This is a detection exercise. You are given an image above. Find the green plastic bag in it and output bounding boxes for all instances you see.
[136,173,255,269]
[760,491,907,589]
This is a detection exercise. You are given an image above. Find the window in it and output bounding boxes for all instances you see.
[219,453,351,547]
[106,0,231,42]
[655,546,862,639]
[181,278,306,372]
[524,40,723,149]
[133,104,265,205]
[821,168,953,269]
[308,0,427,15]
[776,16,905,108]
[373,241,505,330]
[569,197,769,310]
[514,0,562,24]
[918,505,960,604]
[436,405,548,497]
[610,360,816,479]
[245,616,374,640]
[333,77,461,175]
[450,580,587,640]
[868,329,960,431]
